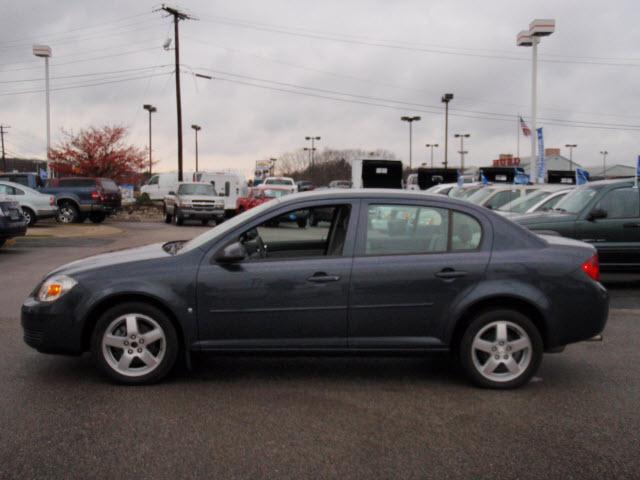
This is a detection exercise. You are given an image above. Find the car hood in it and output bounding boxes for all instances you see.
[511,211,577,225]
[47,242,171,278]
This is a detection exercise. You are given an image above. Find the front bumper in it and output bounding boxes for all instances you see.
[21,290,86,355]
[0,217,28,238]
[179,207,225,220]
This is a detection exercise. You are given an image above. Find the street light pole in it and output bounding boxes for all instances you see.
[441,94,454,169]
[565,144,577,171]
[401,116,421,170]
[191,125,201,172]
[305,136,321,167]
[454,134,470,171]
[33,45,52,179]
[143,104,157,175]
[600,150,608,178]
[425,144,439,168]
[517,20,555,184]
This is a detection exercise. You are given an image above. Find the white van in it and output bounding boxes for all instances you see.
[141,171,195,201]
[194,170,248,217]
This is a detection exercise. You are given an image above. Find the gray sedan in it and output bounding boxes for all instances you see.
[22,190,608,388]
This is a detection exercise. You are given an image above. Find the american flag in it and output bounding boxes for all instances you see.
[519,116,531,137]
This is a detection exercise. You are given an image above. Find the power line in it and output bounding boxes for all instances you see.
[0,64,172,84]
[199,15,640,68]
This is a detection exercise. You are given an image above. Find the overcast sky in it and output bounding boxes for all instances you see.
[2,0,639,177]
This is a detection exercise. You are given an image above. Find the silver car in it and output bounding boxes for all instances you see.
[0,180,57,226]
[496,186,573,218]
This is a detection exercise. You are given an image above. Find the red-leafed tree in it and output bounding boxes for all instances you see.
[49,126,148,184]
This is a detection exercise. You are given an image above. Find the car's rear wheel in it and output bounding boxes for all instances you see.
[459,309,542,389]
[22,207,36,227]
[91,302,178,385]
[57,202,79,224]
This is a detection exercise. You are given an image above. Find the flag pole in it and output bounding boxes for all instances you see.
[516,114,520,159]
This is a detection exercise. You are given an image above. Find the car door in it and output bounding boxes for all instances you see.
[195,199,359,349]
[575,186,640,267]
[348,199,491,348]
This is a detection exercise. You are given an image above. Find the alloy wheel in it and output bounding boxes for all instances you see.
[471,320,532,383]
[101,314,166,377]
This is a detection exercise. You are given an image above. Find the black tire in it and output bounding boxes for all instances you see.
[164,212,172,224]
[76,213,88,224]
[22,207,36,227]
[201,219,209,226]
[458,309,543,389]
[173,208,183,226]
[297,217,307,229]
[89,212,106,224]
[90,302,179,385]
[56,201,79,224]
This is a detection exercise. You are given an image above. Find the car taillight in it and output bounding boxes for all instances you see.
[581,253,600,282]
[91,191,103,202]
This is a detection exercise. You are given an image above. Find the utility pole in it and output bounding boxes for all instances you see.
[425,143,439,168]
[160,5,196,182]
[143,104,157,175]
[401,116,421,170]
[304,136,321,167]
[0,125,8,172]
[441,94,454,169]
[565,144,577,171]
[191,124,201,172]
[454,133,470,171]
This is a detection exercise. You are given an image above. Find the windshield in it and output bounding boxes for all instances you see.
[467,187,496,204]
[498,190,550,213]
[449,185,482,199]
[179,199,278,253]
[553,188,598,214]
[265,178,292,186]
[178,184,217,196]
[261,188,289,198]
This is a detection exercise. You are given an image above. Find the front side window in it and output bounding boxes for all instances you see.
[236,205,351,260]
[595,188,640,219]
[366,205,448,255]
[147,176,159,186]
[554,188,597,214]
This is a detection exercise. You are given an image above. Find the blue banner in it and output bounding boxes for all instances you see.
[514,168,529,184]
[575,168,589,186]
[536,127,545,183]
[480,170,488,185]
[39,168,47,180]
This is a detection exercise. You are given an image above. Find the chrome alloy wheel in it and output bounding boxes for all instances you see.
[58,206,75,223]
[101,314,166,377]
[471,320,532,383]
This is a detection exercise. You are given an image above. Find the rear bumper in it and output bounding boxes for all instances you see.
[78,204,121,215]
[36,208,58,219]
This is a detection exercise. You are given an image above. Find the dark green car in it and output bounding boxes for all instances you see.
[513,178,640,271]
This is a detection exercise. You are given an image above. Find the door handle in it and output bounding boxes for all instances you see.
[623,223,640,228]
[435,269,468,279]
[307,272,341,283]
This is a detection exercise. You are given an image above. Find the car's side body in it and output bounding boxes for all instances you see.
[514,179,640,271]
[0,180,57,225]
[22,190,608,365]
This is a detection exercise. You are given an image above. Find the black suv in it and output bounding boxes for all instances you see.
[514,178,640,271]
[0,198,27,248]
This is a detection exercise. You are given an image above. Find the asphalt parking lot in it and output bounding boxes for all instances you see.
[1,220,639,479]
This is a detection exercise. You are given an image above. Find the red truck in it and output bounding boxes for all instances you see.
[236,186,292,213]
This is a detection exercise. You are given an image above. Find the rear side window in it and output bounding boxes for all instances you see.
[365,204,482,255]
[595,187,640,219]
[486,190,516,210]
[59,179,96,188]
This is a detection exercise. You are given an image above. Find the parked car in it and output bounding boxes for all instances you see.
[22,189,608,388]
[466,184,538,210]
[296,180,315,192]
[262,176,297,193]
[0,172,45,189]
[513,178,640,271]
[424,182,457,196]
[0,198,27,248]
[496,186,572,218]
[236,186,292,213]
[42,177,122,224]
[328,180,352,189]
[163,182,225,226]
[0,180,57,226]
[447,183,485,200]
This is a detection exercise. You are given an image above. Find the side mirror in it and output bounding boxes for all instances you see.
[168,191,175,196]
[215,241,247,263]
[587,208,607,221]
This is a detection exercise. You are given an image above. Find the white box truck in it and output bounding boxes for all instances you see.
[194,170,248,217]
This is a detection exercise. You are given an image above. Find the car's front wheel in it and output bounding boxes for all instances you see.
[91,302,179,385]
[458,309,542,389]
[57,202,79,224]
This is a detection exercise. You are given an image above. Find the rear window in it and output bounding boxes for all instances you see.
[99,179,118,191]
[58,179,97,188]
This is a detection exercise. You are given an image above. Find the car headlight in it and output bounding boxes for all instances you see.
[37,275,77,302]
